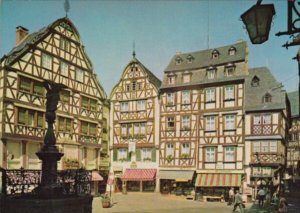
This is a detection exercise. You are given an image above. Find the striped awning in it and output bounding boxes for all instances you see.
[121,169,156,181]
[195,173,242,187]
[158,170,194,182]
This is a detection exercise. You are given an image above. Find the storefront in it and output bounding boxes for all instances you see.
[121,169,157,192]
[91,170,104,195]
[158,170,195,196]
[194,173,242,202]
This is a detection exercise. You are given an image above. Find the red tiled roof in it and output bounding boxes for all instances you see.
[121,169,157,181]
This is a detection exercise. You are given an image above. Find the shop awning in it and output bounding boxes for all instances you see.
[121,169,156,181]
[92,171,104,181]
[195,173,241,187]
[158,170,194,182]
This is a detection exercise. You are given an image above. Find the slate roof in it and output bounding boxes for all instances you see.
[245,67,287,112]
[164,40,247,72]
[288,91,299,117]
[161,41,248,89]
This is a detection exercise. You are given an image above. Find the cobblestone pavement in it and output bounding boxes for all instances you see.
[92,193,253,213]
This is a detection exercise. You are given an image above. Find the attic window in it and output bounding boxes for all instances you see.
[228,46,236,56]
[187,55,194,63]
[206,66,216,80]
[175,56,183,65]
[251,76,260,87]
[211,49,220,59]
[263,93,272,103]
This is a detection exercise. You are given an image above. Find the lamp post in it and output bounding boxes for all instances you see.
[240,0,276,44]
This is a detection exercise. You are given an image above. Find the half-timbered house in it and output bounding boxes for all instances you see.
[159,41,248,198]
[109,54,161,192]
[0,17,107,179]
[244,67,289,199]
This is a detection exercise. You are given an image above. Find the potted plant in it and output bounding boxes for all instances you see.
[101,194,111,208]
[166,154,173,163]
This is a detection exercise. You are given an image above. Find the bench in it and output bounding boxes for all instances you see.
[203,196,224,202]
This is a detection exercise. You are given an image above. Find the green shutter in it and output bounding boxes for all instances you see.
[33,82,44,96]
[136,148,141,161]
[37,112,43,128]
[127,149,131,161]
[152,148,156,162]
[20,78,31,93]
[113,149,118,161]
[18,109,26,124]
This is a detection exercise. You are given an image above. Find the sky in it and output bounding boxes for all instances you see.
[0,0,299,96]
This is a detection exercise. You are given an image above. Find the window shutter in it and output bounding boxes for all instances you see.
[152,148,156,162]
[136,148,141,161]
[127,150,131,162]
[113,149,118,161]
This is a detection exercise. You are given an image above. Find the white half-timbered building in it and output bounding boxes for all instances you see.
[0,17,107,178]
[109,54,161,193]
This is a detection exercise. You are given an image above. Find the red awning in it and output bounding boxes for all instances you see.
[121,169,156,181]
[92,171,103,181]
[195,173,242,187]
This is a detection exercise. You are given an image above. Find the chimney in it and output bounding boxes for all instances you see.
[16,26,29,46]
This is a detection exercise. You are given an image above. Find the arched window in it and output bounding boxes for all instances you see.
[251,76,260,87]
[228,46,236,56]
[175,56,183,65]
[211,49,220,59]
[186,54,194,63]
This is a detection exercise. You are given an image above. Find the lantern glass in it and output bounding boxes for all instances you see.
[241,4,275,44]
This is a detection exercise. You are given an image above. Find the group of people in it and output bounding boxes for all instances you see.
[227,187,288,213]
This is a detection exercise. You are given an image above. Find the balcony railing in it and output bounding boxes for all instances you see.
[250,153,284,165]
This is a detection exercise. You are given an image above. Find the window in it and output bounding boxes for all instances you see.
[253,115,261,125]
[60,38,70,52]
[58,116,72,132]
[81,121,97,136]
[132,81,136,91]
[224,85,234,100]
[182,90,190,104]
[205,147,216,162]
[263,114,271,124]
[182,115,190,129]
[228,47,236,56]
[187,55,194,63]
[121,124,127,136]
[207,70,216,79]
[142,148,152,161]
[137,100,146,111]
[252,141,278,153]
[121,102,129,112]
[205,116,215,131]
[183,74,190,83]
[211,50,219,59]
[42,53,52,70]
[224,114,235,130]
[118,148,128,161]
[181,143,190,155]
[166,144,174,157]
[60,90,70,104]
[225,64,235,77]
[75,68,84,82]
[251,76,260,87]
[19,77,44,96]
[175,56,182,65]
[126,84,130,92]
[81,96,97,111]
[140,123,146,135]
[167,93,175,106]
[167,117,175,129]
[60,61,68,76]
[263,93,272,103]
[168,76,175,85]
[17,108,43,128]
[205,88,215,102]
[224,147,235,162]
[138,83,143,90]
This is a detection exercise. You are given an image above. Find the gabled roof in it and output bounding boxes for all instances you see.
[245,67,286,112]
[1,17,93,70]
[164,40,247,72]
[287,91,299,117]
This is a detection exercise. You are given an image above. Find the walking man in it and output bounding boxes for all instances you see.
[257,188,266,208]
[232,190,244,213]
[228,187,234,205]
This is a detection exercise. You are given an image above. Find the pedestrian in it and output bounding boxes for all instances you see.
[232,190,244,213]
[228,187,234,206]
[257,188,266,208]
[278,198,288,213]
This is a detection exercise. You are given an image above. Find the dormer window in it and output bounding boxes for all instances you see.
[175,56,183,65]
[211,49,220,59]
[186,55,194,63]
[263,93,272,103]
[251,76,260,87]
[207,66,216,79]
[224,63,235,77]
[182,71,191,83]
[228,46,236,56]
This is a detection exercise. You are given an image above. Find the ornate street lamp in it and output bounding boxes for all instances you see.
[241,0,276,44]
